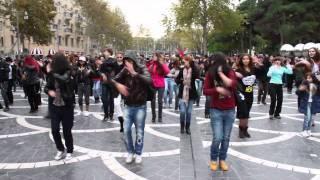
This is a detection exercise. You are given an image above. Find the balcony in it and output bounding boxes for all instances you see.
[50,24,58,32]
[64,28,73,35]
[64,12,73,20]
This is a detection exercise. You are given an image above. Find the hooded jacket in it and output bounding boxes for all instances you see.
[113,52,152,106]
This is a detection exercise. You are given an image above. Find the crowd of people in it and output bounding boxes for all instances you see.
[0,46,319,171]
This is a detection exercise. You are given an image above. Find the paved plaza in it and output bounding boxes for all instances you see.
[0,89,319,180]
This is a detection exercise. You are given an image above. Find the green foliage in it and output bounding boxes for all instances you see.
[75,0,132,50]
[3,0,56,45]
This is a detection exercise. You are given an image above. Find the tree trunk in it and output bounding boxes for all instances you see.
[200,0,208,55]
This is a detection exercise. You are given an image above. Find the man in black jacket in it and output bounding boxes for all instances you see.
[100,48,119,121]
[0,57,10,111]
[5,57,16,105]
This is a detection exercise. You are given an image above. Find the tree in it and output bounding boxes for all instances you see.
[75,0,132,51]
[1,0,56,45]
[171,0,243,54]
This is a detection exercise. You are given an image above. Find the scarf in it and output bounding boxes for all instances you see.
[24,56,40,72]
[53,80,65,106]
[182,67,192,102]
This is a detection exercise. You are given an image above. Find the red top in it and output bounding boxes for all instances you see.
[203,70,237,110]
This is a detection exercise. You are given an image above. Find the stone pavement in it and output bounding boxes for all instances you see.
[0,89,319,180]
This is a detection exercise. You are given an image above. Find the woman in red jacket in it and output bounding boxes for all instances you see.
[148,53,170,123]
[203,53,237,172]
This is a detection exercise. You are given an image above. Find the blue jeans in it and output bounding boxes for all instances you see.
[179,100,194,124]
[92,80,101,98]
[210,108,235,161]
[303,102,312,131]
[164,78,176,105]
[124,105,147,155]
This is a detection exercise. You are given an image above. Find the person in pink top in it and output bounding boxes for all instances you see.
[148,53,170,123]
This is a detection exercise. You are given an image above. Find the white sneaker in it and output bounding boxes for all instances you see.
[54,151,64,160]
[84,111,89,117]
[65,153,73,160]
[301,131,310,138]
[135,155,142,164]
[125,153,134,164]
[307,130,312,137]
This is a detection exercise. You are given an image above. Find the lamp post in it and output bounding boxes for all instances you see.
[16,11,28,58]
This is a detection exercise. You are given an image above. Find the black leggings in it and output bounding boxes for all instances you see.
[269,83,283,116]
[50,105,74,153]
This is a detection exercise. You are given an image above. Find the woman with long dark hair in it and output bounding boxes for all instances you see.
[203,53,237,171]
[235,54,262,138]
[176,56,199,134]
[22,56,41,113]
[45,53,75,160]
[148,52,170,123]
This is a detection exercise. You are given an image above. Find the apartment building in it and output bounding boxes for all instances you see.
[0,0,97,56]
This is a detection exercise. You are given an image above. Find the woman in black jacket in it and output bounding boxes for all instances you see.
[176,56,199,134]
[45,53,75,161]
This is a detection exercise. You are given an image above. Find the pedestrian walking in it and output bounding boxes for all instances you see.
[176,56,199,134]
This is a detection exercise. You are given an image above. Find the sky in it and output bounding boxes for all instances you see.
[107,0,241,39]
[107,0,178,39]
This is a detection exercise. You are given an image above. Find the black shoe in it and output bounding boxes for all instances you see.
[262,101,267,105]
[152,118,156,123]
[29,109,36,113]
[158,118,162,123]
[180,122,185,134]
[3,107,9,112]
[118,117,124,133]
[239,127,246,138]
[0,105,3,109]
[269,115,274,120]
[109,115,114,121]
[244,127,251,138]
[274,116,281,119]
[257,101,261,104]
[185,122,191,135]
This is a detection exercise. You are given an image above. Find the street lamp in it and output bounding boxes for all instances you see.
[16,11,28,58]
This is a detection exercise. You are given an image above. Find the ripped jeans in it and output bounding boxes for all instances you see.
[123,104,147,155]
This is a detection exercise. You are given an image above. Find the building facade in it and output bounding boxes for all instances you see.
[0,0,97,56]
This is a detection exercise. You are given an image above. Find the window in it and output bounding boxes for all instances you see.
[58,36,62,45]
[76,37,80,48]
[65,36,68,46]
[0,37,3,47]
[11,35,14,45]
[71,38,74,47]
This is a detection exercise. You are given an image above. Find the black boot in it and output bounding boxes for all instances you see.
[239,126,245,138]
[185,122,191,135]
[118,117,124,133]
[244,126,251,138]
[180,122,185,134]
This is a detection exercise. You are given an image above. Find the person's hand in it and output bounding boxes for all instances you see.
[125,62,137,76]
[216,87,231,96]
[116,83,129,96]
[101,74,107,82]
[299,85,307,91]
[235,72,243,79]
[48,90,56,97]
[217,66,223,72]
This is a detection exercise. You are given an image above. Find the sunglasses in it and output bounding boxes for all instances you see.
[117,57,123,59]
